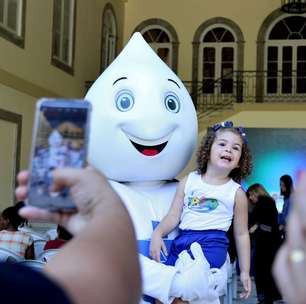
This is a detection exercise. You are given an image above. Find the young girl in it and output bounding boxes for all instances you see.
[150,121,252,302]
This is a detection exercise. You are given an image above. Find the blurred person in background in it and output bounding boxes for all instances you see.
[44,225,72,250]
[247,183,282,304]
[0,205,34,259]
[278,174,294,239]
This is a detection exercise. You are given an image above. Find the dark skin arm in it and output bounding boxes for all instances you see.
[16,168,141,304]
[25,243,34,259]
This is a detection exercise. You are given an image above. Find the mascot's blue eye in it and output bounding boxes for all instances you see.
[164,94,180,113]
[116,91,134,112]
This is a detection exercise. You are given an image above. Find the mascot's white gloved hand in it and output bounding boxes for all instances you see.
[169,242,220,302]
[210,258,228,297]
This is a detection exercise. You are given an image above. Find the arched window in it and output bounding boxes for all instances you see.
[266,15,306,95]
[101,4,117,71]
[199,25,237,94]
[141,26,172,67]
[134,19,179,72]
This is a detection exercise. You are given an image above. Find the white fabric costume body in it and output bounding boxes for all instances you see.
[85,32,226,304]
[110,180,179,303]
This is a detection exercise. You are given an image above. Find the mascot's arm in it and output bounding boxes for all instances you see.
[140,243,225,303]
[140,254,178,304]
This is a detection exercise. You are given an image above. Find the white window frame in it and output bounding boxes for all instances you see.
[101,7,117,71]
[52,0,76,73]
[199,25,237,95]
[0,0,25,47]
[141,25,173,68]
[264,14,306,96]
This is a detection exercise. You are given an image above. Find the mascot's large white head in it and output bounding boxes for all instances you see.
[85,32,197,182]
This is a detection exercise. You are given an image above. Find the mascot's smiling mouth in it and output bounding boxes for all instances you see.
[122,130,171,156]
[130,141,167,156]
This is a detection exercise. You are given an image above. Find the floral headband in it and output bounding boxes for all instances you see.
[211,121,248,144]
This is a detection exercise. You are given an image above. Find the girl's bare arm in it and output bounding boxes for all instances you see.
[154,176,187,237]
[233,187,251,299]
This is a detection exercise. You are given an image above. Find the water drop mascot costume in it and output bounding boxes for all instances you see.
[85,33,227,304]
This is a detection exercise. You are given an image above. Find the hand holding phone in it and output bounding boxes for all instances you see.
[27,98,91,211]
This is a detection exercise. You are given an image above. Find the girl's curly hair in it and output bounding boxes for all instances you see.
[196,127,253,183]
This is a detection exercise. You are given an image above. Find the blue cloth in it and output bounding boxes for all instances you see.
[279,197,291,226]
[165,229,228,268]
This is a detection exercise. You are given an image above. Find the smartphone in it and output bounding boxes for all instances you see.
[27,98,91,211]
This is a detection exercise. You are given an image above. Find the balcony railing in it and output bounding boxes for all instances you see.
[281,0,306,13]
[183,70,306,113]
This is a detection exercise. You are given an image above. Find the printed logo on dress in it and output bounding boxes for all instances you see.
[184,190,219,213]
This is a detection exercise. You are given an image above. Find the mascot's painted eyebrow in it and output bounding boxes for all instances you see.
[113,77,128,85]
[167,78,180,89]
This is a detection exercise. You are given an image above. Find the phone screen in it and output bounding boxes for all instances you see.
[28,99,91,211]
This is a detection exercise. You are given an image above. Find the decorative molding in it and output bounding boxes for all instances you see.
[0,108,22,202]
[0,68,60,98]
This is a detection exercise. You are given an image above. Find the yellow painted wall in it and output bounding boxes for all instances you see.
[0,84,36,209]
[227,111,306,129]
[124,0,281,80]
[0,0,126,150]
[0,0,125,206]
[0,84,36,170]
[0,0,125,98]
[0,0,125,153]
[0,118,18,209]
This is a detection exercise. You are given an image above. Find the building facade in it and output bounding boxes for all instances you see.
[0,0,306,208]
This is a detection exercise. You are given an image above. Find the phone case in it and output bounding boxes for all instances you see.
[27,98,91,211]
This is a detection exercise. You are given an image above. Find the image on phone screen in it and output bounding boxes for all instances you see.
[28,100,90,211]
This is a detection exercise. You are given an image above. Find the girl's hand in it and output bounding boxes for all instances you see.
[150,231,167,262]
[239,271,251,299]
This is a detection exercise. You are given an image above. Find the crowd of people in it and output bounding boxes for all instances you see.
[0,120,304,304]
[0,203,72,260]
[0,202,34,259]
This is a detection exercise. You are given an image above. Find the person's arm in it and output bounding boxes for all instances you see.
[150,177,186,262]
[25,242,34,260]
[270,198,281,231]
[233,187,251,299]
[282,197,291,226]
[45,198,140,304]
[16,168,141,304]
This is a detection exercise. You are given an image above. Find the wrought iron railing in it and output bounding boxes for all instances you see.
[184,70,306,114]
[281,0,306,13]
[183,70,237,114]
